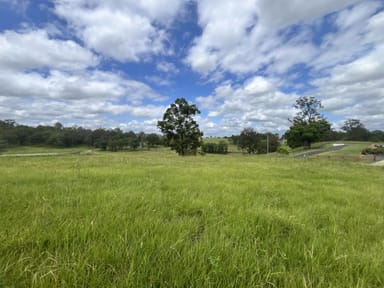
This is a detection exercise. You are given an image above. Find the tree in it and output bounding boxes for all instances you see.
[0,137,7,153]
[157,98,203,156]
[146,133,162,148]
[292,96,323,125]
[285,96,331,148]
[369,130,384,142]
[259,133,280,154]
[341,119,369,141]
[238,128,262,154]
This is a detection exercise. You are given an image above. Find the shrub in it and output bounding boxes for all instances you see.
[277,145,292,155]
[202,141,228,154]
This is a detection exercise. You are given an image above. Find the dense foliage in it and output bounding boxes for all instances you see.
[285,96,331,148]
[157,98,203,156]
[0,119,162,152]
[342,119,370,141]
[238,128,279,154]
[277,145,292,155]
[201,141,228,154]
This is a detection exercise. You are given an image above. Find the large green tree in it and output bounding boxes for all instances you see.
[285,96,331,148]
[157,98,203,156]
[238,128,262,154]
[341,119,369,141]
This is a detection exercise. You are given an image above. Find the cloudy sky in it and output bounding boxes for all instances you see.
[0,0,383,135]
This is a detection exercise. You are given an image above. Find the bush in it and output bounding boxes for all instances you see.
[277,145,292,155]
[202,141,228,154]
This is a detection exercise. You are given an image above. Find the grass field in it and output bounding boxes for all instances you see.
[1,146,90,155]
[1,151,383,287]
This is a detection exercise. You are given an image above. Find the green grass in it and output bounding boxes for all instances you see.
[1,145,90,155]
[1,151,383,287]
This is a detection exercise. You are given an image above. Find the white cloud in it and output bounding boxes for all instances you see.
[197,76,296,135]
[185,0,362,77]
[0,67,168,130]
[0,29,98,71]
[53,0,187,62]
[327,45,384,85]
[190,0,384,132]
[145,75,172,86]
[0,69,164,102]
[312,1,382,71]
[257,0,362,28]
[156,61,179,74]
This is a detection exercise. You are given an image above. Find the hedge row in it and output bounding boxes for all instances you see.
[201,142,228,154]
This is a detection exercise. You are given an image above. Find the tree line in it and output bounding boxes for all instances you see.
[1,97,383,155]
[157,97,384,156]
[0,120,163,152]
[283,96,384,148]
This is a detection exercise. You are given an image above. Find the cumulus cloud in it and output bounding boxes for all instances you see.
[191,0,384,132]
[53,0,187,62]
[314,45,384,130]
[196,76,296,135]
[0,29,98,71]
[0,16,168,131]
[0,66,168,130]
[185,0,362,76]
[0,69,164,102]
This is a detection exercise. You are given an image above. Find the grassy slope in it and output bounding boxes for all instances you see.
[321,142,370,156]
[1,152,383,287]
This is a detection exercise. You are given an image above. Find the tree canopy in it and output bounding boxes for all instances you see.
[157,98,203,156]
[238,128,261,154]
[342,119,370,141]
[285,96,331,148]
[0,119,162,152]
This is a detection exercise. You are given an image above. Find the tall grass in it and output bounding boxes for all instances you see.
[1,152,383,287]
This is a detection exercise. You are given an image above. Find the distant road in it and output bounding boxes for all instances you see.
[294,145,347,158]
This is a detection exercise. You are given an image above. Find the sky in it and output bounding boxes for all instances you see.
[0,0,383,136]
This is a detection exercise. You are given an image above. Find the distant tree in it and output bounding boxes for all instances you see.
[202,141,228,154]
[292,96,323,124]
[238,128,262,154]
[230,135,240,146]
[341,119,369,141]
[146,133,162,148]
[137,132,146,149]
[258,133,280,153]
[369,130,384,142]
[54,122,63,130]
[0,137,7,153]
[157,98,203,156]
[285,96,331,148]
[92,128,108,150]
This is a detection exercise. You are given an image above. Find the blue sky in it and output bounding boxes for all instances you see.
[0,0,383,136]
